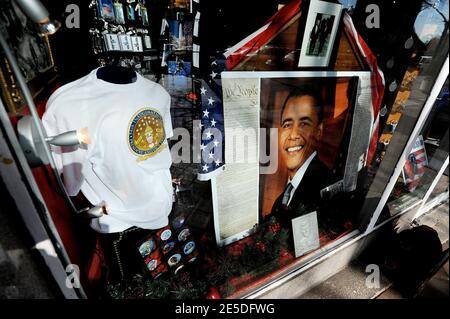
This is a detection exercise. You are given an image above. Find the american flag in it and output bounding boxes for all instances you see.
[402,135,428,191]
[197,59,226,180]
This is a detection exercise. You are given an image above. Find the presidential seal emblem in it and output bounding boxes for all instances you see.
[128,108,166,161]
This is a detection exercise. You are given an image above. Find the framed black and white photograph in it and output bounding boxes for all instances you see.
[298,0,342,68]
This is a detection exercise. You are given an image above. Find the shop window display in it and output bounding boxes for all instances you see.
[0,0,448,299]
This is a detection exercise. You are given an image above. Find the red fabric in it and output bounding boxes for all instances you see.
[226,0,302,70]
[87,237,105,286]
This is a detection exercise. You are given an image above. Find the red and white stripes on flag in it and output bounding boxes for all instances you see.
[224,0,302,69]
[402,135,428,190]
[411,148,427,169]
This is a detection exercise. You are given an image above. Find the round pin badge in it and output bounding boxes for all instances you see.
[167,253,182,267]
[183,241,196,255]
[139,238,155,257]
[146,259,158,271]
[162,241,176,255]
[177,228,190,242]
[160,229,172,241]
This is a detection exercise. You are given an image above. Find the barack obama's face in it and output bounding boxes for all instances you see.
[280,95,323,179]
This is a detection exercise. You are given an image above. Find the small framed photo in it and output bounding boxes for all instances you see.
[402,135,428,192]
[97,0,116,22]
[298,0,342,68]
[292,211,320,258]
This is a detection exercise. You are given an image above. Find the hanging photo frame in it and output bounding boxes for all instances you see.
[298,0,342,68]
[97,0,116,22]
[113,1,126,24]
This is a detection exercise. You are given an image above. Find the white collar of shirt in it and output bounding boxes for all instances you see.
[287,151,317,205]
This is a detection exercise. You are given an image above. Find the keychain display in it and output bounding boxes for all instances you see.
[126,0,136,22]
[89,0,195,109]
[89,0,157,77]
[118,34,133,51]
[103,33,121,51]
[135,0,144,25]
[142,30,152,50]
[90,28,104,54]
[113,1,125,24]
[131,36,144,52]
[95,0,151,27]
[97,0,116,22]
[141,3,149,26]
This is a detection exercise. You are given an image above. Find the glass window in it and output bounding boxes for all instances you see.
[376,77,449,226]
[1,0,449,299]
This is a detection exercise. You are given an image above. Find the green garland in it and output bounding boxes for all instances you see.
[106,217,290,299]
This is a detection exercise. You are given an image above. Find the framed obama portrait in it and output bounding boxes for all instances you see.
[298,0,342,68]
[259,73,371,229]
[217,71,373,247]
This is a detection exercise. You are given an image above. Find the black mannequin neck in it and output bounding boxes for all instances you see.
[96,65,137,84]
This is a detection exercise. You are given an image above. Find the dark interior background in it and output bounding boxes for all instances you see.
[42,0,280,83]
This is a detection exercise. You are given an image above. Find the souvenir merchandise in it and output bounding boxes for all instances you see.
[42,68,174,233]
